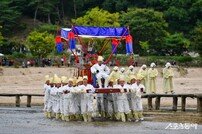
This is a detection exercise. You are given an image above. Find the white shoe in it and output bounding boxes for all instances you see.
[135,119,139,122]
[140,118,144,121]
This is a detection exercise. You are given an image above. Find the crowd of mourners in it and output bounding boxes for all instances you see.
[43,56,174,122]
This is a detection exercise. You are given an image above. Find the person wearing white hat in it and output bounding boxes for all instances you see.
[148,63,158,94]
[73,77,83,120]
[44,76,51,118]
[137,64,148,92]
[114,76,131,122]
[165,62,171,68]
[126,65,137,83]
[120,67,125,73]
[44,75,50,92]
[108,66,120,85]
[130,77,145,122]
[125,66,136,116]
[78,76,95,122]
[119,67,127,80]
[91,56,110,118]
[90,56,110,88]
[58,76,68,120]
[47,77,55,118]
[163,62,174,94]
[63,78,76,121]
[50,75,61,119]
[127,75,136,117]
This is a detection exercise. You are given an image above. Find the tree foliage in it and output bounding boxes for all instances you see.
[163,33,190,55]
[28,0,60,24]
[146,0,201,34]
[36,24,58,34]
[164,6,190,32]
[120,8,168,54]
[102,0,129,13]
[0,1,21,35]
[26,31,55,58]
[72,7,120,27]
[191,23,202,55]
[189,0,202,25]
[0,0,201,56]
[139,41,149,55]
[0,26,4,44]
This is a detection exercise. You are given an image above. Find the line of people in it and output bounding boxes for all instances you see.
[43,55,175,122]
[108,62,175,94]
[43,74,145,122]
[91,56,174,94]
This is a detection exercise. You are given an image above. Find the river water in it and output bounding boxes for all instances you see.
[0,107,201,134]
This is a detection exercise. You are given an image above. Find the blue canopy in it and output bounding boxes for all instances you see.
[72,26,129,38]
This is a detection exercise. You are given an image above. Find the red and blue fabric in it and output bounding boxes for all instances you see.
[55,36,63,53]
[112,38,119,54]
[68,31,76,50]
[56,43,63,53]
[125,35,133,54]
[55,36,61,43]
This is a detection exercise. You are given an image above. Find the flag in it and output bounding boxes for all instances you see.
[112,38,119,54]
[55,36,63,53]
[55,36,61,43]
[56,42,63,53]
[68,31,76,50]
[125,35,133,54]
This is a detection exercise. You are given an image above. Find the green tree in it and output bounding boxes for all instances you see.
[146,0,194,11]
[146,0,201,34]
[139,41,149,55]
[163,33,190,55]
[0,0,21,35]
[191,23,202,55]
[189,0,202,25]
[164,6,190,32]
[26,31,55,58]
[102,0,128,13]
[28,0,60,24]
[36,24,58,34]
[0,26,4,44]
[72,7,120,27]
[120,8,168,55]
[10,37,27,53]
[9,0,29,13]
[146,0,169,11]
[0,39,13,54]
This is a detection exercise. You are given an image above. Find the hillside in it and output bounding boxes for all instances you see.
[0,0,201,56]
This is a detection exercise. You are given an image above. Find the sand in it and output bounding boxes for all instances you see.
[0,67,201,106]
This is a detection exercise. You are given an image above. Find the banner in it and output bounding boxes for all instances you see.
[73,26,129,38]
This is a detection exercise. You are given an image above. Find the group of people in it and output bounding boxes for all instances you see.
[91,56,174,94]
[43,74,145,122]
[116,62,175,94]
[43,56,175,122]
